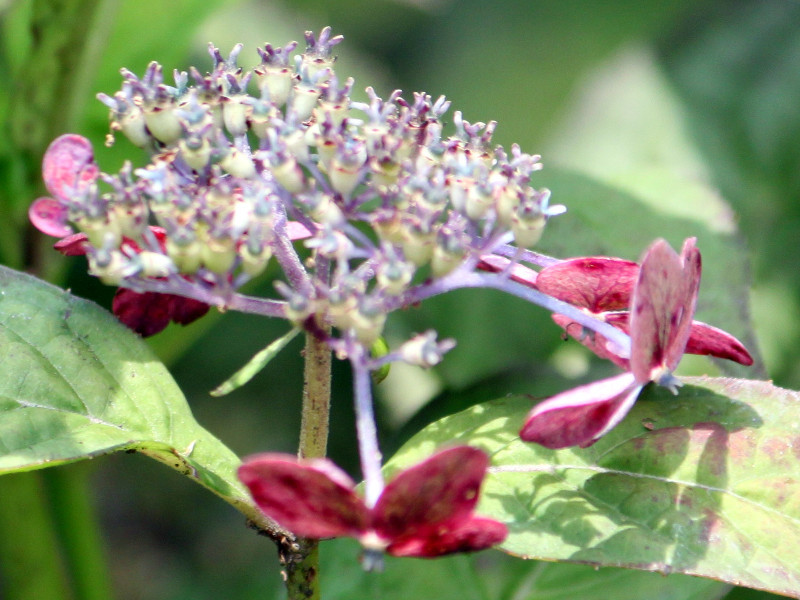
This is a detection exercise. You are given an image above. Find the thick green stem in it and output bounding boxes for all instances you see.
[298,324,333,460]
[281,321,332,600]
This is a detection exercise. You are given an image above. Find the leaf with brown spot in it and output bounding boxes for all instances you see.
[387,376,800,598]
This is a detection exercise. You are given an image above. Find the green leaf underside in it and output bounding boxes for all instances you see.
[210,326,300,397]
[388,377,800,598]
[0,266,267,527]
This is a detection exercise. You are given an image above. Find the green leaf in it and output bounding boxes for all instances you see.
[0,265,267,527]
[210,326,300,397]
[387,377,800,598]
[320,538,729,600]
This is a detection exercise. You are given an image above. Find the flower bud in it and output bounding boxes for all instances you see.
[219,147,256,179]
[239,238,272,277]
[255,66,294,107]
[166,236,202,274]
[351,299,387,346]
[201,234,236,274]
[222,96,250,137]
[179,137,213,171]
[291,83,322,122]
[143,104,182,144]
[398,331,456,368]
[376,257,415,295]
[271,156,306,193]
[138,251,175,278]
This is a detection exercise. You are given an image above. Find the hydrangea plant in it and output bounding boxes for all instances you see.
[7,25,799,600]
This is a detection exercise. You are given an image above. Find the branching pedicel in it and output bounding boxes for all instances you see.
[29,27,752,567]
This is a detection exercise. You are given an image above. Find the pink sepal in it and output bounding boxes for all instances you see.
[520,373,642,449]
[387,516,508,558]
[238,454,370,539]
[286,221,314,241]
[42,134,98,200]
[685,321,753,366]
[238,447,508,557]
[372,446,488,540]
[536,257,638,312]
[629,238,700,382]
[29,198,74,238]
[112,290,210,337]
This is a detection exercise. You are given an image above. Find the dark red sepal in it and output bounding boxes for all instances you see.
[238,454,370,539]
[112,289,209,337]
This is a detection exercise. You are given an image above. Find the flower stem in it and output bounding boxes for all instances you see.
[298,321,332,460]
[351,346,385,508]
[284,313,331,600]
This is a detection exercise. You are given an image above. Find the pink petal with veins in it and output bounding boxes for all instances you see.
[238,454,370,539]
[29,197,74,237]
[42,134,98,200]
[372,446,488,540]
[53,232,91,256]
[536,257,638,312]
[520,373,642,449]
[685,321,753,366]
[629,238,699,382]
[387,516,508,558]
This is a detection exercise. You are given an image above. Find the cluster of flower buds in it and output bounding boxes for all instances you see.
[31,27,562,348]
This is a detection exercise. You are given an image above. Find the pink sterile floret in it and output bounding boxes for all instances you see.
[238,446,507,558]
[520,238,753,449]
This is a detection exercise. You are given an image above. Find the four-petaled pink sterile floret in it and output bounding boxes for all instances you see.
[238,446,507,558]
[518,238,753,449]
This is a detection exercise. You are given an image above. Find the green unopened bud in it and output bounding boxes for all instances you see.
[255,66,294,107]
[77,215,121,249]
[465,185,492,221]
[494,183,520,227]
[138,251,174,278]
[351,300,386,346]
[511,212,546,248]
[220,148,256,179]
[143,104,182,144]
[284,293,314,325]
[222,96,250,137]
[329,156,363,197]
[272,157,306,193]
[201,234,236,274]
[314,99,349,129]
[400,222,435,267]
[239,240,272,277]
[306,193,344,225]
[398,331,455,368]
[179,137,213,171]
[88,249,127,285]
[291,84,322,122]
[119,110,149,148]
[377,258,415,295]
[166,237,202,274]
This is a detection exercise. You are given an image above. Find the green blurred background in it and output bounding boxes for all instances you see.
[1,0,797,598]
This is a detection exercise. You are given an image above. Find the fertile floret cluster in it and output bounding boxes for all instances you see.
[32,27,562,349]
